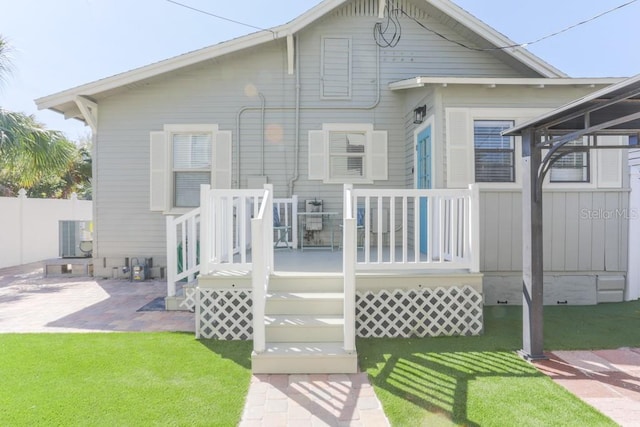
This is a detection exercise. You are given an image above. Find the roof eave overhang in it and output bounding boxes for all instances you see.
[389,76,625,91]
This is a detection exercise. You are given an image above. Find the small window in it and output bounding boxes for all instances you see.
[172,133,211,207]
[550,138,590,183]
[474,120,515,182]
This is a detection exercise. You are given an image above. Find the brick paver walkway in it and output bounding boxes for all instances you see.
[535,348,640,427]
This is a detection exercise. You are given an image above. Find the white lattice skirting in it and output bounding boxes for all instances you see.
[196,289,253,339]
[355,286,483,337]
[195,285,483,339]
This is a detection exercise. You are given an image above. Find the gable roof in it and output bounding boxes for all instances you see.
[36,0,567,122]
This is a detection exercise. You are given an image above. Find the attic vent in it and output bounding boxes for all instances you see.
[333,0,428,19]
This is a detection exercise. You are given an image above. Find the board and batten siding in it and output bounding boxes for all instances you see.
[480,190,629,273]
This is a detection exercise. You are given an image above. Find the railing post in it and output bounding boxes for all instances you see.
[199,184,211,275]
[343,184,356,353]
[291,195,298,249]
[166,215,177,297]
[252,217,266,353]
[264,184,274,271]
[469,184,480,273]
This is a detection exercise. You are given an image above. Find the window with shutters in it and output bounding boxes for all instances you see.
[549,138,590,183]
[308,123,387,184]
[473,120,515,183]
[149,124,231,213]
[172,132,212,207]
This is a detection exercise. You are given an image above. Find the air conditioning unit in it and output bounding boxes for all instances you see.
[59,221,93,258]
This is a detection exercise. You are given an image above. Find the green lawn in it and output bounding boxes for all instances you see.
[358,300,640,426]
[1,301,639,426]
[0,333,252,427]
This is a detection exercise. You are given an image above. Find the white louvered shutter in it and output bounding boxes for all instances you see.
[370,130,388,181]
[446,109,472,188]
[308,130,326,180]
[214,131,232,189]
[597,135,623,188]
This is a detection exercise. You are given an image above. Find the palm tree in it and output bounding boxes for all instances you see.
[0,34,12,87]
[0,109,76,194]
[0,34,77,196]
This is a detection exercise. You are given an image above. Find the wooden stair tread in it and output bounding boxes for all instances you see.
[265,315,344,326]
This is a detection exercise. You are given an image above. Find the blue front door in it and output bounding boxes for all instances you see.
[417,126,432,254]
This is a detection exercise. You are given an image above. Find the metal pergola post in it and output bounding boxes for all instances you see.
[519,128,546,360]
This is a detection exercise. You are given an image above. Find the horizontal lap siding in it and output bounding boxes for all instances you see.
[92,0,552,262]
[480,190,629,272]
[95,43,291,258]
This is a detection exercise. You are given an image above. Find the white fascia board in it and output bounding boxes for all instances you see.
[427,0,567,78]
[35,31,276,111]
[389,77,625,91]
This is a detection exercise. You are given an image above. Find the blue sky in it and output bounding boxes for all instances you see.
[0,0,638,140]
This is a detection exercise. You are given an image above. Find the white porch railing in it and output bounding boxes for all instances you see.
[343,185,357,353]
[166,185,299,300]
[350,184,480,272]
[166,208,200,297]
[251,184,273,353]
[273,196,298,249]
[199,185,266,274]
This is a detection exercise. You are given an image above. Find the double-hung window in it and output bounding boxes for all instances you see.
[172,132,212,207]
[549,138,590,183]
[474,120,515,183]
[329,131,366,179]
[308,123,388,184]
[149,124,231,213]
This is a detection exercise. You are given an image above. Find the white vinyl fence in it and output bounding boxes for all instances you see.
[0,190,92,269]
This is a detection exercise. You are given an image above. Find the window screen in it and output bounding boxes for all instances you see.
[550,138,589,182]
[474,120,515,182]
[172,133,211,207]
[328,131,365,179]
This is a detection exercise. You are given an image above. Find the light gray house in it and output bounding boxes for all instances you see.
[36,0,630,373]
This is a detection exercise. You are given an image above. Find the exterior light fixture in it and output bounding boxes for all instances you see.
[413,105,427,124]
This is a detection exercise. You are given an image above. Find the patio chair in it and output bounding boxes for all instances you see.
[273,206,292,250]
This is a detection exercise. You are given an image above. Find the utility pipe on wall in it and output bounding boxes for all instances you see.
[234,39,382,196]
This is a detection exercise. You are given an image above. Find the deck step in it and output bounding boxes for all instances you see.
[268,273,343,292]
[265,292,344,315]
[265,315,344,342]
[251,342,357,374]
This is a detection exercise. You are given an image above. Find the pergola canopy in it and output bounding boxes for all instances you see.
[503,73,640,361]
[506,73,640,142]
